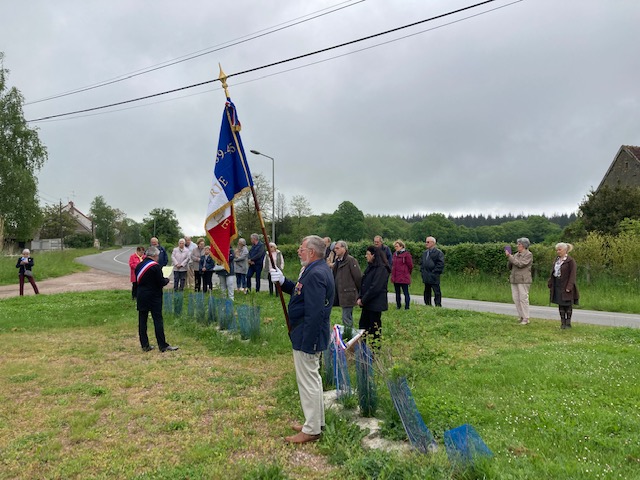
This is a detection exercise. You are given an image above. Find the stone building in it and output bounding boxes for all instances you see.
[597,145,640,191]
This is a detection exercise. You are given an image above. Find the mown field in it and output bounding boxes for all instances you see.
[2,285,639,479]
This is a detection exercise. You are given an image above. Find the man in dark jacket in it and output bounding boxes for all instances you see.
[270,235,334,444]
[332,240,362,328]
[150,237,168,268]
[246,233,266,292]
[135,246,178,352]
[420,236,445,307]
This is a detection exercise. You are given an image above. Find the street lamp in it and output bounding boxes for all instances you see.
[249,149,276,243]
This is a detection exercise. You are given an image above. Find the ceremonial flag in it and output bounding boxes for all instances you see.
[205,99,253,271]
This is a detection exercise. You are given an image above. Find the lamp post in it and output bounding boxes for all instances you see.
[249,149,276,243]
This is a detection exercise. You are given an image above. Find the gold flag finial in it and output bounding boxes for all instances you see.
[218,63,230,99]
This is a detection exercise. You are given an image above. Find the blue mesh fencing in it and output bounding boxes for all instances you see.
[386,376,436,453]
[355,342,377,417]
[444,424,493,466]
[333,341,351,400]
[217,299,235,331]
[237,305,260,340]
[207,295,216,324]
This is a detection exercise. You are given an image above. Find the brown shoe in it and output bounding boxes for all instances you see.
[290,423,303,432]
[284,432,321,444]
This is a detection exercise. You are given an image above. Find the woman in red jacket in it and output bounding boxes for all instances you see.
[391,240,414,310]
[128,246,146,300]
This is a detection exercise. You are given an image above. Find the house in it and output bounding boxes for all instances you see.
[597,145,640,191]
[30,201,95,251]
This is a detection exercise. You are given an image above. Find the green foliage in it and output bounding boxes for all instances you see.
[141,207,181,245]
[0,52,48,243]
[326,200,366,242]
[89,195,117,247]
[578,185,640,235]
[64,233,94,249]
[39,204,78,240]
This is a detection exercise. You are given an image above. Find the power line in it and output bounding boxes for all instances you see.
[34,0,523,124]
[24,0,364,106]
[27,0,509,123]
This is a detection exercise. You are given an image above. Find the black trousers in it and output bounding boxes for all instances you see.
[359,308,382,348]
[423,283,442,307]
[247,264,263,291]
[138,309,168,350]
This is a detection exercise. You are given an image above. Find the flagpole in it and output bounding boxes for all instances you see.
[218,65,291,333]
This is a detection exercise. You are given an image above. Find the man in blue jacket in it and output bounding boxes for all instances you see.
[270,235,334,444]
[420,236,445,307]
[246,233,266,292]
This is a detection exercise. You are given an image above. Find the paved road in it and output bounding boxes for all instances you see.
[80,248,640,329]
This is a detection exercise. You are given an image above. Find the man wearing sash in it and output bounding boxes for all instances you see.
[135,246,178,352]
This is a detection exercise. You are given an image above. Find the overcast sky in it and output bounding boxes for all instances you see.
[2,0,639,235]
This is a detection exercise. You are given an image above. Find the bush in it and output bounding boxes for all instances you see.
[64,233,93,249]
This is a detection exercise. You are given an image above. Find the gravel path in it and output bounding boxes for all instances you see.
[0,268,130,299]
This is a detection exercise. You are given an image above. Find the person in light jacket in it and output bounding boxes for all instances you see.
[190,238,206,292]
[331,240,362,328]
[234,238,249,293]
[391,240,413,310]
[171,238,190,291]
[506,237,533,325]
[263,242,285,295]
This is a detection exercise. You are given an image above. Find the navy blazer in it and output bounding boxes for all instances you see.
[281,259,335,354]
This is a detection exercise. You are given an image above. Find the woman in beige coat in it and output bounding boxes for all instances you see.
[506,237,533,325]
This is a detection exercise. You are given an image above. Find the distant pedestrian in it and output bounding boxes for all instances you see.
[332,240,362,328]
[548,242,579,329]
[374,235,393,267]
[420,236,445,307]
[190,238,206,292]
[200,246,216,293]
[16,249,39,296]
[184,236,197,289]
[234,238,249,293]
[215,247,236,300]
[171,238,190,291]
[391,240,413,310]
[128,246,146,300]
[506,237,533,325]
[357,246,391,348]
[263,242,285,295]
[246,233,265,292]
[150,237,168,268]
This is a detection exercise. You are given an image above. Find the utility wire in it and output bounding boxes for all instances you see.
[34,0,522,124]
[24,0,364,106]
[28,0,505,123]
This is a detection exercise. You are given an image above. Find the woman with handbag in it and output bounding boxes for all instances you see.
[16,249,39,296]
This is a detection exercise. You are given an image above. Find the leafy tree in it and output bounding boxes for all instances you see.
[141,207,181,245]
[39,204,78,240]
[326,201,365,242]
[289,195,312,226]
[408,213,458,244]
[234,173,271,238]
[578,185,640,235]
[115,216,143,246]
[90,196,117,247]
[0,52,48,246]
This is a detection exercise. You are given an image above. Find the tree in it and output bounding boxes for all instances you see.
[290,195,312,226]
[0,52,48,247]
[141,208,181,245]
[233,173,271,238]
[90,196,117,247]
[326,201,366,242]
[578,186,640,236]
[39,203,78,240]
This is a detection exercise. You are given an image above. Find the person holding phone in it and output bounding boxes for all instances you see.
[16,248,39,296]
[506,237,533,325]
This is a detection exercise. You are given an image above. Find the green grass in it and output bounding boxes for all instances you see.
[0,248,94,285]
[2,288,640,479]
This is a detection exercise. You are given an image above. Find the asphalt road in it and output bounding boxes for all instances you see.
[78,248,640,329]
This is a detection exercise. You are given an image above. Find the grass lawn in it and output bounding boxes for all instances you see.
[1,289,640,479]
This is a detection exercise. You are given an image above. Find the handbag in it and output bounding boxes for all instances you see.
[23,269,33,277]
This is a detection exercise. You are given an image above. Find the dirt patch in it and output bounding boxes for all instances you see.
[0,268,130,299]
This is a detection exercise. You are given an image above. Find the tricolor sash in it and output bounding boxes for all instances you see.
[136,260,158,283]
